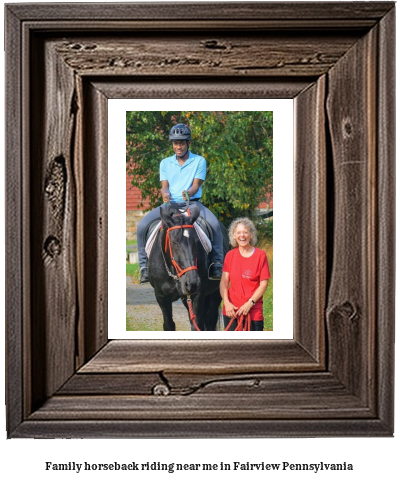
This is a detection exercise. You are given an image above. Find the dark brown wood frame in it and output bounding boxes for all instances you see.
[5,2,395,438]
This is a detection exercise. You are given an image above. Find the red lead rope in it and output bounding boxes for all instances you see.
[187,297,251,332]
[187,298,201,331]
[225,314,252,331]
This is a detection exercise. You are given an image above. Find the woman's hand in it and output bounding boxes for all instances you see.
[236,300,254,316]
[220,271,237,317]
[224,301,238,318]
[237,281,269,316]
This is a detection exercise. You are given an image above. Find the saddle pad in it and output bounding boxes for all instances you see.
[194,222,212,254]
[145,221,212,257]
[145,222,161,257]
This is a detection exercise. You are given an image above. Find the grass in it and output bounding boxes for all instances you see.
[126,311,165,331]
[260,241,273,331]
[126,262,139,283]
[126,239,139,282]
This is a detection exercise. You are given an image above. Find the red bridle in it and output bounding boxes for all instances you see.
[164,224,198,278]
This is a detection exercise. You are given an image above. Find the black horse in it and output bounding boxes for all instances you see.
[148,203,228,331]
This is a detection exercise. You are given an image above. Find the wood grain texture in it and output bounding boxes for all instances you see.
[6,2,394,22]
[58,371,367,404]
[30,36,78,407]
[13,418,390,439]
[5,5,24,436]
[376,6,396,430]
[294,76,326,363]
[58,372,162,395]
[91,79,312,100]
[326,26,377,403]
[5,2,395,438]
[29,393,371,421]
[81,81,109,363]
[53,34,359,78]
[79,340,321,374]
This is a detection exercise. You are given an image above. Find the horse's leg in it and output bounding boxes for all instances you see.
[154,291,176,331]
[204,291,222,331]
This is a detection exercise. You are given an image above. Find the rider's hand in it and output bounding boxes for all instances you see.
[182,190,189,201]
[163,193,171,203]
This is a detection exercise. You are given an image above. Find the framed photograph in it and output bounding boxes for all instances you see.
[108,100,293,339]
[5,2,395,437]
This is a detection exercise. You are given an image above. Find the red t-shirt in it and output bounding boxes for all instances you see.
[222,247,270,321]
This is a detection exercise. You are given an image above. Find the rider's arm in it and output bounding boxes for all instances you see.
[161,180,171,203]
[183,178,204,200]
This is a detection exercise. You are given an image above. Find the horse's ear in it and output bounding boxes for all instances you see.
[189,205,200,223]
[160,204,175,227]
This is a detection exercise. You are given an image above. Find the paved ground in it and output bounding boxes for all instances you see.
[126,276,193,331]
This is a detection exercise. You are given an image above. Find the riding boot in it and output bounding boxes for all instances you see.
[209,262,223,280]
[139,267,149,284]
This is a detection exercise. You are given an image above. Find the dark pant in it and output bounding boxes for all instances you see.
[223,315,264,331]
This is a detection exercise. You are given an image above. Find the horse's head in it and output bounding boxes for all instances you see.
[160,203,201,296]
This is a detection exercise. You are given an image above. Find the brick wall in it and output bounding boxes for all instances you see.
[126,174,150,240]
[259,193,273,209]
[126,174,150,211]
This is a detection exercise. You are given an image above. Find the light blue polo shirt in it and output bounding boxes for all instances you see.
[159,151,206,202]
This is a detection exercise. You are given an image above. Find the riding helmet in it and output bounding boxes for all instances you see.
[169,123,192,141]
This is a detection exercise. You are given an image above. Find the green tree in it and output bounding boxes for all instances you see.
[126,111,272,224]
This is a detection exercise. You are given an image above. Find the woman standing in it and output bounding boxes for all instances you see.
[220,218,270,331]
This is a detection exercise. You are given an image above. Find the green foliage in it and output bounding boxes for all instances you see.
[126,111,273,224]
[255,217,273,245]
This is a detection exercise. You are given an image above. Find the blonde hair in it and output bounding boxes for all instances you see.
[228,217,257,248]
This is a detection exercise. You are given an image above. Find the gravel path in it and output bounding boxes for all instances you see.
[126,276,192,331]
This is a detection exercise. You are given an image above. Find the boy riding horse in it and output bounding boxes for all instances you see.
[137,123,224,284]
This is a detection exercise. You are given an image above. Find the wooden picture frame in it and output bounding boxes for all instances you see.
[5,2,395,438]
